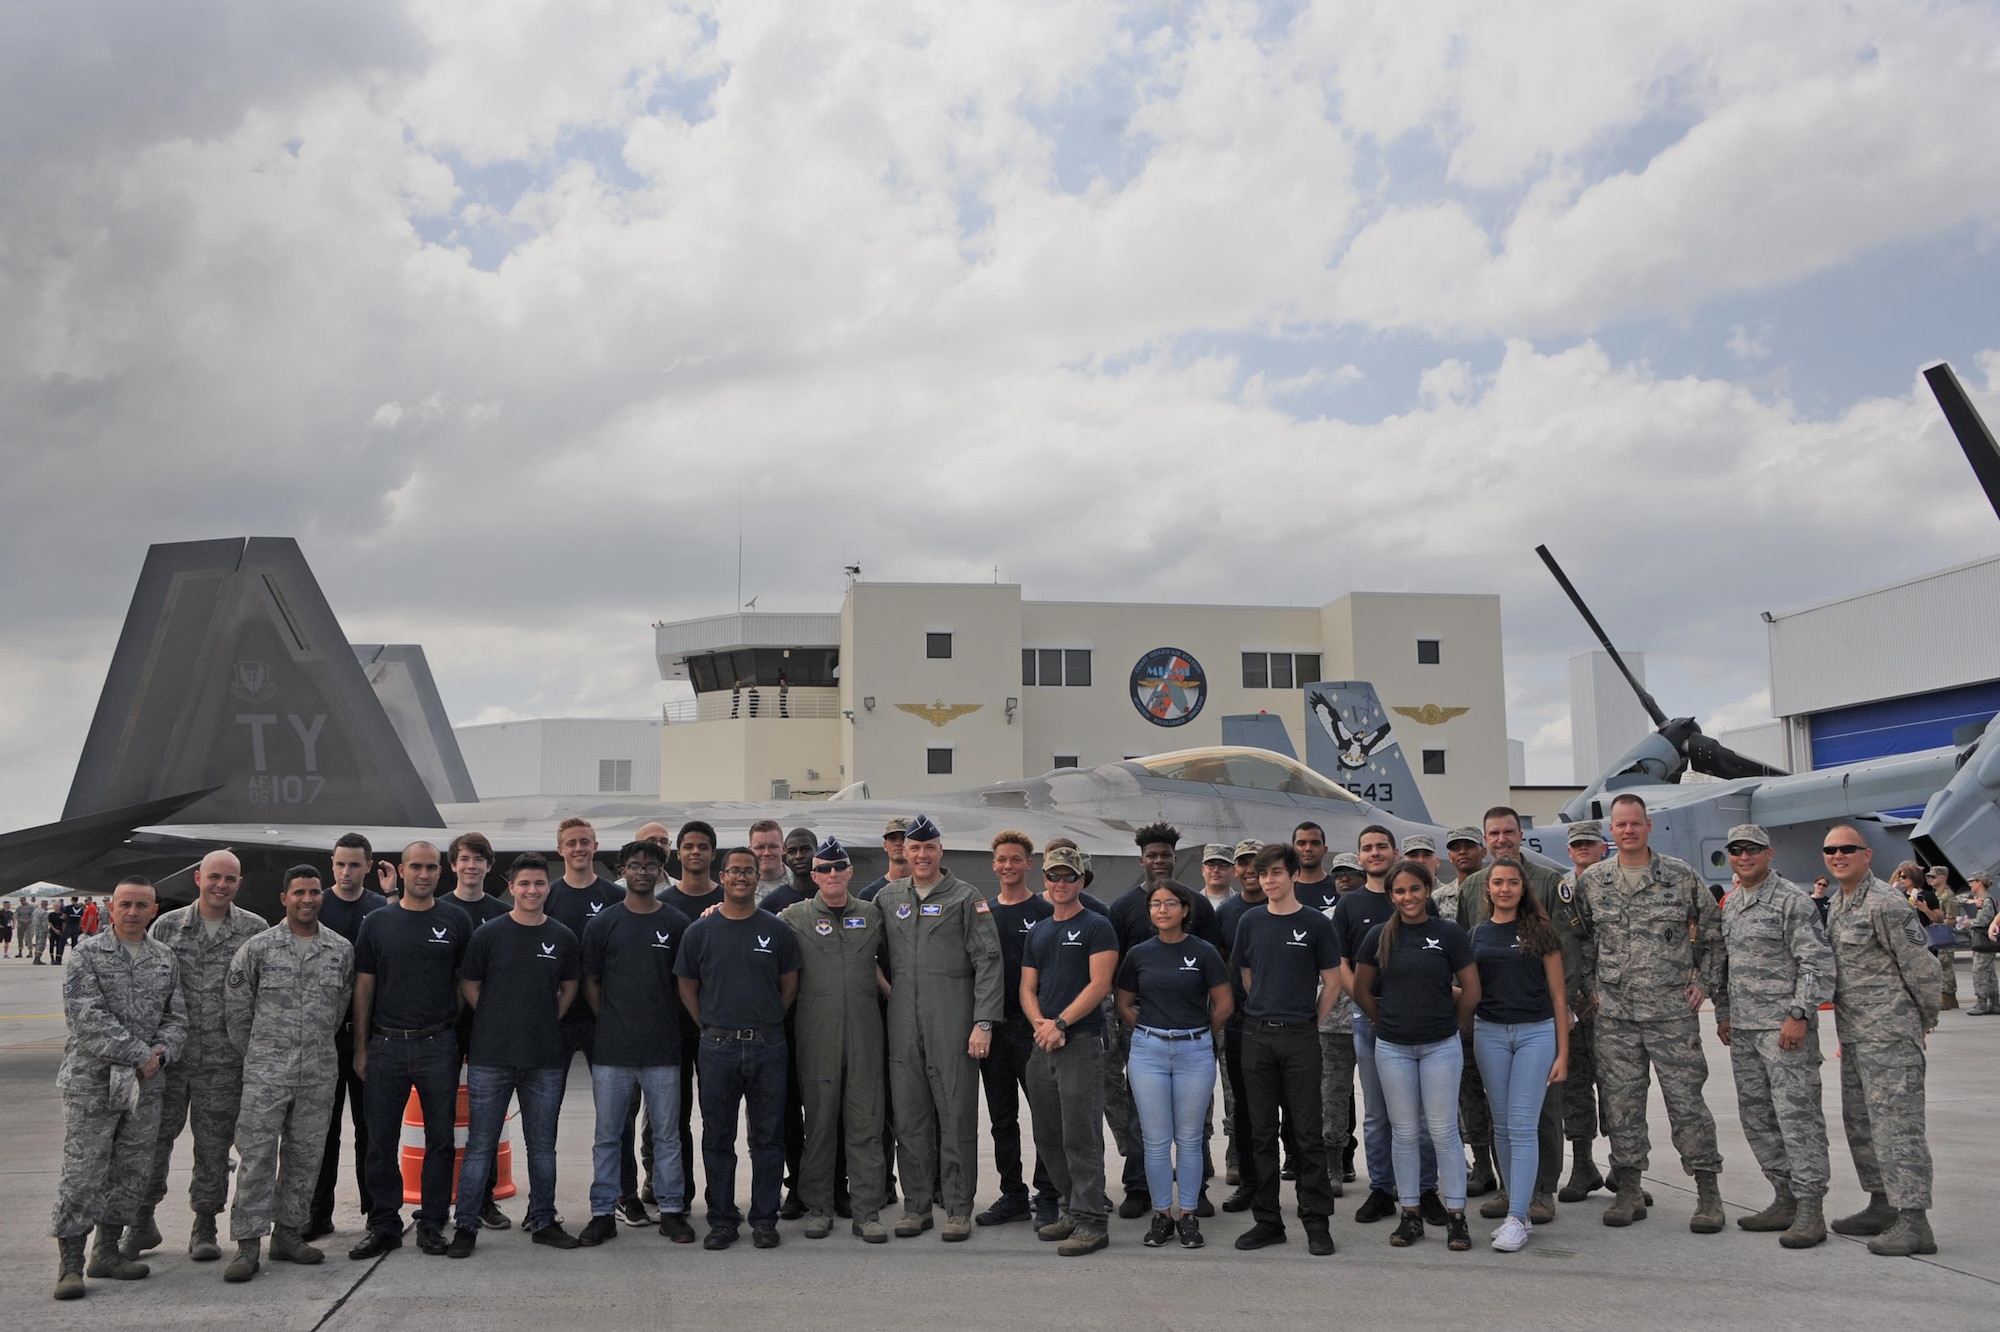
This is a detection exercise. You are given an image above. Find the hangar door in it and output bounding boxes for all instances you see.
[1809,678,2000,768]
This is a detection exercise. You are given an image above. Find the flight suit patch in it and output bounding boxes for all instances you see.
[896,904,912,919]
[973,899,990,913]
[920,904,942,917]
[843,917,867,929]
[815,920,833,936]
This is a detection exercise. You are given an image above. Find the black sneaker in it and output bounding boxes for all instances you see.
[1116,1191,1153,1220]
[1221,1185,1256,1214]
[479,1203,511,1231]
[1354,1190,1397,1224]
[618,1197,654,1226]
[658,1213,696,1244]
[1445,1212,1471,1251]
[1194,1189,1215,1218]
[778,1190,806,1221]
[1304,1219,1336,1257]
[576,1215,619,1247]
[976,1195,1031,1226]
[1176,1214,1204,1249]
[1389,1211,1425,1247]
[1233,1221,1287,1250]
[703,1226,737,1251]
[751,1227,781,1249]
[446,1228,476,1259]
[1419,1190,1450,1227]
[1142,1213,1176,1248]
[531,1222,581,1250]
[1033,1198,1060,1230]
[415,1224,449,1256]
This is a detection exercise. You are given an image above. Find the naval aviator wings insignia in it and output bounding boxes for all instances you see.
[895,700,983,727]
[1391,704,1470,727]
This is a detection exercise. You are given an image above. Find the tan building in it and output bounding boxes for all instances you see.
[657,583,1512,826]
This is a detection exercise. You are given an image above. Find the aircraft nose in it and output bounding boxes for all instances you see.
[1912,712,2000,879]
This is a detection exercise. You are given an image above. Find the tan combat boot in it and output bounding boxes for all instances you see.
[86,1226,149,1280]
[189,1212,222,1262]
[1736,1184,1796,1231]
[1689,1171,1725,1233]
[269,1225,324,1264]
[54,1235,86,1301]
[1865,1209,1937,1257]
[1601,1167,1648,1227]
[223,1238,261,1282]
[122,1205,163,1257]
[1779,1193,1826,1248]
[1830,1192,1896,1236]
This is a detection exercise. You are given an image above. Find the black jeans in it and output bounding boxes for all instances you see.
[563,1017,639,1202]
[698,1029,788,1231]
[362,1030,459,1235]
[313,1023,371,1222]
[979,1015,1057,1204]
[1242,1020,1337,1227]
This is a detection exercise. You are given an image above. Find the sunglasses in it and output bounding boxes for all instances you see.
[812,861,851,874]
[1821,844,1868,856]
[1724,844,1766,857]
[1045,871,1080,884]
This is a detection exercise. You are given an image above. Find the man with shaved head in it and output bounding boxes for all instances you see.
[129,850,266,1265]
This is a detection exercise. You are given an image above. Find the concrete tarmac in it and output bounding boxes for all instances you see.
[2,955,1995,1329]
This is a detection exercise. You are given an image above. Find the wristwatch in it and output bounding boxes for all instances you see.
[1053,1017,1068,1033]
[1786,1006,1808,1022]
[975,1021,993,1033]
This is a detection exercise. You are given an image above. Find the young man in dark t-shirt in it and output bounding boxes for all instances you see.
[310,832,388,1238]
[445,831,515,1231]
[658,821,725,1214]
[1216,838,1271,1213]
[976,832,1059,1227]
[674,848,802,1250]
[448,854,581,1256]
[1232,843,1341,1256]
[349,841,473,1259]
[579,842,695,1246]
[1019,845,1120,1256]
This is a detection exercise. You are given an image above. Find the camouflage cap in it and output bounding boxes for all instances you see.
[1926,864,1949,878]
[1042,846,1088,877]
[882,816,909,836]
[1566,820,1605,845]
[1445,825,1482,848]
[1233,838,1265,861]
[1201,843,1235,865]
[1402,834,1437,854]
[1329,852,1363,872]
[1724,823,1771,849]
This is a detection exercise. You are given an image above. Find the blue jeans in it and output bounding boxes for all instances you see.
[1127,1028,1215,1212]
[1374,1033,1466,1209]
[591,1064,685,1217]
[1352,1011,1437,1196]
[697,1030,788,1231]
[456,1064,564,1233]
[1473,1018,1558,1221]
[361,1031,459,1235]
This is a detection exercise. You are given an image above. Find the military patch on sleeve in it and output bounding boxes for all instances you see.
[63,971,85,1000]
[973,899,990,913]
[1901,917,1928,947]
[227,969,247,989]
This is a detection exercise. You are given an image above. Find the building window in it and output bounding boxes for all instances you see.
[1024,647,1094,686]
[1421,749,1446,775]
[598,759,633,793]
[1052,753,1079,769]
[927,747,954,775]
[1417,638,1441,665]
[1241,651,1321,689]
[926,632,953,659]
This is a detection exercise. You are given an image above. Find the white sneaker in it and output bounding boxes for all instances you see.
[1491,1216,1531,1252]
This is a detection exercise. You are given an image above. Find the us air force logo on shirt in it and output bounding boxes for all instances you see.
[588,902,606,916]
[429,925,451,944]
[652,930,673,950]
[896,903,912,920]
[538,942,558,960]
[1181,956,1200,971]
[1286,928,1310,948]
[754,934,774,954]
[815,919,834,936]
[1422,936,1444,952]
[1060,928,1085,948]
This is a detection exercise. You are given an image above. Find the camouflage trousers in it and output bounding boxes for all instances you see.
[1596,1015,1721,1176]
[1216,1030,1237,1175]
[1938,950,1958,999]
[1103,1006,1136,1162]
[1839,1037,1932,1209]
[1728,1025,1829,1197]
[52,1081,164,1238]
[144,1061,245,1214]
[1318,1027,1356,1162]
[1974,951,1998,1010]
[1564,1016,1600,1140]
[230,1078,338,1242]
[1458,1029,1491,1152]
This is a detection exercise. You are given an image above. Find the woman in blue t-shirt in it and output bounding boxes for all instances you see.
[1353,860,1479,1251]
[1469,856,1569,1253]
[1115,881,1233,1250]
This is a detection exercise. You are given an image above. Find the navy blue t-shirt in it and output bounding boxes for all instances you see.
[545,877,625,1018]
[450,892,513,926]
[1358,918,1475,1045]
[665,882,725,919]
[354,899,473,1032]
[674,909,801,1031]
[320,888,387,945]
[1233,905,1341,1024]
[858,876,892,902]
[1332,887,1437,964]
[1294,877,1341,917]
[582,901,692,1067]
[1116,936,1229,1032]
[1022,911,1119,1035]
[990,893,1055,1016]
[1471,918,1555,1025]
[462,916,580,1068]
[1107,883,1226,954]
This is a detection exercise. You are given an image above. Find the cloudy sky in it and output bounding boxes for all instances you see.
[5,0,2000,830]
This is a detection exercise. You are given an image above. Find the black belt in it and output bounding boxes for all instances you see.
[704,1025,777,1041]
[1137,1026,1209,1042]
[372,1020,453,1041]
[1251,1019,1313,1030]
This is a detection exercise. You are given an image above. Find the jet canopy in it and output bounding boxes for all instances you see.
[1128,747,1363,803]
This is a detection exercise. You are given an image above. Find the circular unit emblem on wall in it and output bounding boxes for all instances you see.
[1130,647,1207,727]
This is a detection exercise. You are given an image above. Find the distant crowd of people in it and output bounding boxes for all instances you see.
[40,798,1960,1300]
[3,894,98,962]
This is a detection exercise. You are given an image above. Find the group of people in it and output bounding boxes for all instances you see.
[4,894,98,962]
[45,797,1954,1298]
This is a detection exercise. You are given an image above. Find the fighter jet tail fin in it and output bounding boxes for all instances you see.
[1302,681,1434,824]
[63,538,444,829]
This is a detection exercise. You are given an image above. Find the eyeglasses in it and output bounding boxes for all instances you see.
[1725,844,1766,857]
[1821,844,1867,856]
[1044,871,1080,884]
[720,867,758,879]
[812,861,851,874]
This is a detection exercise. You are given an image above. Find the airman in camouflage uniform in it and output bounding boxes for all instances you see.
[24,897,51,963]
[1714,824,1834,1247]
[1555,821,1609,1202]
[1576,795,1726,1233]
[50,878,186,1300]
[132,851,267,1263]
[1819,829,1942,1257]
[220,868,355,1281]
[1966,876,1998,1015]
